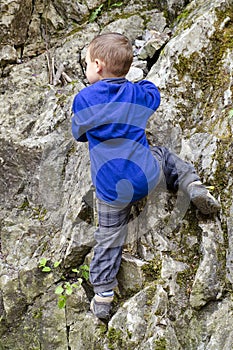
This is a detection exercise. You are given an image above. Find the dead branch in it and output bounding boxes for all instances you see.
[53,63,64,86]
[61,71,72,83]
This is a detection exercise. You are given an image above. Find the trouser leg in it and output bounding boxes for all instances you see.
[90,200,132,293]
[151,146,200,192]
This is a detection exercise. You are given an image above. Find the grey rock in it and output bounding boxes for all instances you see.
[0,45,18,66]
[138,30,171,59]
[0,0,33,47]
[0,0,232,349]
[190,220,225,309]
[108,286,153,346]
[226,202,233,287]
[126,66,144,82]
[117,252,148,296]
[101,15,144,41]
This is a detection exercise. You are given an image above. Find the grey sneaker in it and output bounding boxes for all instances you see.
[90,294,113,320]
[187,181,221,214]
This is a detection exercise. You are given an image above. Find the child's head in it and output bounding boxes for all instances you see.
[86,32,133,83]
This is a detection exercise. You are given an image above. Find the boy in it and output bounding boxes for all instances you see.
[71,32,220,320]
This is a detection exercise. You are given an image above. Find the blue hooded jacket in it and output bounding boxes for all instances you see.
[72,78,161,205]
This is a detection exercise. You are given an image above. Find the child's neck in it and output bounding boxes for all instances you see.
[99,71,126,80]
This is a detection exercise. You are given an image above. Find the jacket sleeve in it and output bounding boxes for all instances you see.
[137,80,161,111]
[71,93,88,142]
[71,115,88,142]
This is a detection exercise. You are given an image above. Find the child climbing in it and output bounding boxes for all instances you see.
[71,32,220,320]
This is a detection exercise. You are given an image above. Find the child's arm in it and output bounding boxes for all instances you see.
[137,80,161,111]
[71,114,88,142]
[71,92,89,142]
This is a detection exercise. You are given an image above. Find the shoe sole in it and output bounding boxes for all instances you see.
[90,298,112,320]
[191,193,220,214]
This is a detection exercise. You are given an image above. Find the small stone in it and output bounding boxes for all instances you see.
[138,31,170,59]
[135,39,146,48]
[132,59,148,71]
[0,45,17,66]
[126,66,144,82]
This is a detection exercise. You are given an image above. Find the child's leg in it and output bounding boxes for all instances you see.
[90,200,132,319]
[151,146,220,214]
[151,146,199,192]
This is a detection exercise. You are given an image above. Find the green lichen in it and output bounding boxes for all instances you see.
[174,7,193,31]
[98,323,108,335]
[107,327,137,350]
[154,337,167,350]
[107,328,123,350]
[214,139,232,288]
[214,140,233,211]
[18,198,47,222]
[18,197,30,210]
[173,5,233,134]
[142,256,162,282]
[32,308,43,320]
[172,6,233,233]
[171,211,202,293]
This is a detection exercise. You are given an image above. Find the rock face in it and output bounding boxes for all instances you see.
[0,0,232,349]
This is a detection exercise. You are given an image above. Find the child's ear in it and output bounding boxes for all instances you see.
[95,59,104,73]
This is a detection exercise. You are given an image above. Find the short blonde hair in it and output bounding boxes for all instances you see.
[88,32,133,77]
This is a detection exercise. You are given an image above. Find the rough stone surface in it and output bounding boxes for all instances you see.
[126,66,144,82]
[0,45,18,66]
[0,0,232,349]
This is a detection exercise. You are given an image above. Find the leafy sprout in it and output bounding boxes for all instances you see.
[39,258,51,272]
[38,258,90,309]
[89,4,104,22]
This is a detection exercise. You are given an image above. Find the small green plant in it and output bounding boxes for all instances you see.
[89,4,104,22]
[54,265,89,309]
[79,264,90,281]
[89,2,123,23]
[39,258,61,272]
[53,261,61,268]
[109,1,123,7]
[38,259,90,309]
[38,258,51,272]
[55,280,82,309]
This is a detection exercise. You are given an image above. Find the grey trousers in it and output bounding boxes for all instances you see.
[89,146,200,293]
